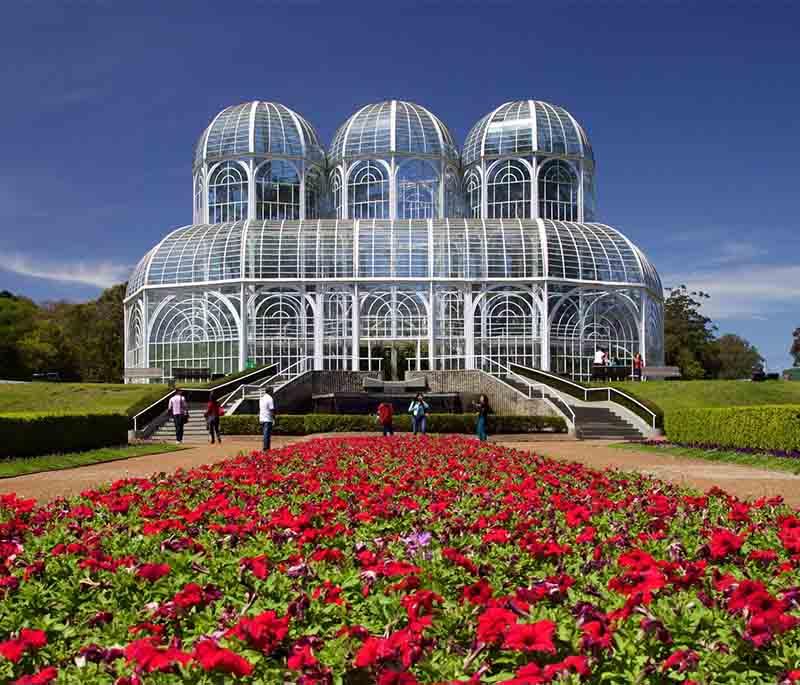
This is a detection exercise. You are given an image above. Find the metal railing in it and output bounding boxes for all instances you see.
[510,364,659,430]
[220,357,314,413]
[476,356,576,427]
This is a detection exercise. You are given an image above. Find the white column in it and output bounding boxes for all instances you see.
[427,283,435,370]
[238,282,248,371]
[248,159,256,221]
[540,283,550,371]
[142,291,150,369]
[313,291,324,370]
[464,288,474,369]
[640,292,648,367]
[351,285,360,371]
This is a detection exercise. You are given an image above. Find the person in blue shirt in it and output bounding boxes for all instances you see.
[408,393,430,434]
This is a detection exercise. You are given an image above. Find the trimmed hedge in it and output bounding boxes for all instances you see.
[664,405,800,452]
[221,413,567,436]
[0,413,130,458]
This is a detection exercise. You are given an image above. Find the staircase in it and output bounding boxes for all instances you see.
[570,405,644,440]
[480,360,645,441]
[150,403,213,443]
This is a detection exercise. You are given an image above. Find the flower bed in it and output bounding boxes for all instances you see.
[0,435,799,684]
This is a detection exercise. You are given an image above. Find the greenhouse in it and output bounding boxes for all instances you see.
[125,99,664,381]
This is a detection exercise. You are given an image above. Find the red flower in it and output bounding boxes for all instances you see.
[287,643,318,670]
[543,655,590,679]
[461,579,493,605]
[135,563,170,582]
[124,638,191,673]
[228,611,289,654]
[378,671,418,685]
[12,667,58,685]
[476,608,516,645]
[502,620,556,653]
[240,555,269,580]
[608,567,665,603]
[0,629,47,662]
[193,639,252,677]
[708,529,744,559]
[662,649,699,673]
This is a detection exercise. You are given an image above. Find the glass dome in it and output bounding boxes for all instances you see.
[126,219,661,298]
[193,101,324,168]
[328,100,458,165]
[462,100,593,167]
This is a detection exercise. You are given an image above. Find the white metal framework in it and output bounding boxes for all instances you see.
[126,99,664,381]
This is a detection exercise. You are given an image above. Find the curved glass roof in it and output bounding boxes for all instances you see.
[127,220,661,298]
[328,100,458,165]
[462,100,593,167]
[194,101,324,168]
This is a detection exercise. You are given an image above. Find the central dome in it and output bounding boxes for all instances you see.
[328,100,458,165]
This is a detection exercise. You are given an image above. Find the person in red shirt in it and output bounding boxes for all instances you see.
[376,401,394,436]
[205,391,223,444]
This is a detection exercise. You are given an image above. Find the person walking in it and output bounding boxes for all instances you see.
[205,391,222,444]
[377,400,394,436]
[409,393,429,435]
[259,388,275,451]
[168,389,188,444]
[633,352,643,381]
[474,394,490,442]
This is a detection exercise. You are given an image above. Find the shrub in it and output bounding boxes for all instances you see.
[665,404,800,452]
[0,413,129,458]
[220,413,567,436]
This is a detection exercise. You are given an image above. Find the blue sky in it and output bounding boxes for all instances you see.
[0,1,798,370]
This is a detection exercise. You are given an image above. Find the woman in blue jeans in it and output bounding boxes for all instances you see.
[475,394,490,441]
[409,393,430,434]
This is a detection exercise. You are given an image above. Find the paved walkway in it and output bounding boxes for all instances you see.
[2,435,799,508]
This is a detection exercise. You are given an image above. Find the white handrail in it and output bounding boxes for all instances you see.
[477,356,576,427]
[509,363,658,430]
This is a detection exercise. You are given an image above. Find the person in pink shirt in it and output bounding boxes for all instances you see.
[168,389,188,443]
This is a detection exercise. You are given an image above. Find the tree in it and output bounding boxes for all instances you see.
[715,334,763,379]
[0,291,39,379]
[792,327,800,367]
[663,285,718,378]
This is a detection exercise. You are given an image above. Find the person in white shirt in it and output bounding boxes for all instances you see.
[167,389,188,443]
[258,390,275,451]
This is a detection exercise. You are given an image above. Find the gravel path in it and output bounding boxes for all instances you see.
[2,435,799,508]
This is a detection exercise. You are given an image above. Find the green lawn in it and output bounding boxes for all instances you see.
[613,441,800,475]
[591,380,800,414]
[0,383,169,417]
[0,443,185,479]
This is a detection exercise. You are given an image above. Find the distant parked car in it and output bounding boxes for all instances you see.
[31,372,60,382]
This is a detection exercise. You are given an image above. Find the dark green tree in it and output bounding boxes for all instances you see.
[0,291,39,379]
[792,327,800,366]
[715,333,764,379]
[663,285,718,379]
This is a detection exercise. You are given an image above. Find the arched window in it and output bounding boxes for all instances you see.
[397,159,439,219]
[538,160,578,221]
[305,167,321,220]
[444,168,461,218]
[193,174,204,223]
[487,159,530,218]
[255,160,300,220]
[208,162,248,222]
[348,160,389,219]
[465,169,481,218]
[330,169,343,219]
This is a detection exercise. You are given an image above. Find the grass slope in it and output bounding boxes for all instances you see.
[613,441,800,475]
[0,383,169,416]
[0,443,185,478]
[592,380,800,414]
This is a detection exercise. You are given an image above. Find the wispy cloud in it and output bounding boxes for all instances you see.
[708,240,768,265]
[0,253,130,289]
[663,263,800,319]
